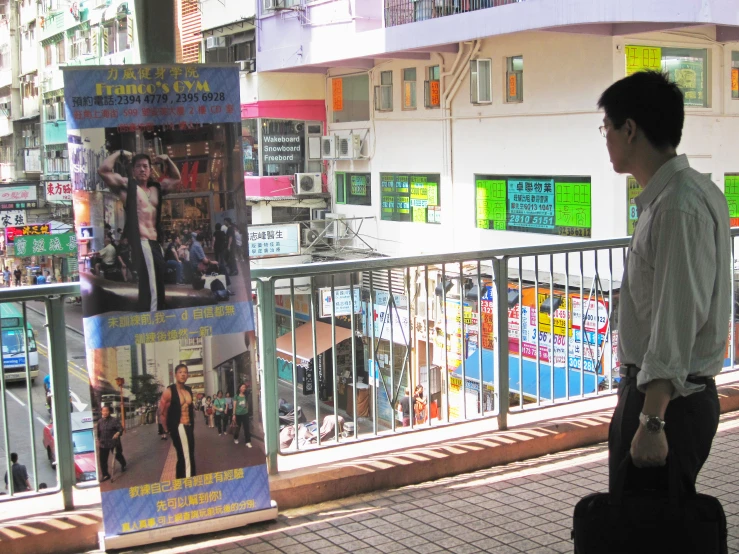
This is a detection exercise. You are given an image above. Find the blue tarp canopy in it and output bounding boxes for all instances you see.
[453,348,494,384]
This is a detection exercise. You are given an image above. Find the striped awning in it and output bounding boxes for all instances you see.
[40,32,64,47]
[66,20,91,37]
[42,88,64,100]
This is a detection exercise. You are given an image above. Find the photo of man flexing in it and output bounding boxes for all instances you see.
[98,150,181,312]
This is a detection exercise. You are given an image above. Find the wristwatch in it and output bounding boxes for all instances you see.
[639,412,666,433]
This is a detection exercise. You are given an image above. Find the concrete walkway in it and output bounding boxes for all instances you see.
[109,410,739,554]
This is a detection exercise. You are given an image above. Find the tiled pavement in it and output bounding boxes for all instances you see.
[117,411,739,554]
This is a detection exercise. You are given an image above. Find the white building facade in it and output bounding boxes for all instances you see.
[254,0,739,257]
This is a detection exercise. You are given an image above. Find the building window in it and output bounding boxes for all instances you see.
[402,68,416,110]
[625,45,708,108]
[380,173,441,224]
[375,71,393,112]
[44,44,53,67]
[22,123,39,148]
[336,173,371,206]
[424,65,440,109]
[475,175,591,238]
[44,96,65,121]
[242,119,259,177]
[731,51,739,100]
[262,0,299,11]
[470,59,492,104]
[261,118,306,178]
[23,22,36,51]
[22,77,38,100]
[0,143,11,165]
[45,148,68,174]
[103,18,131,55]
[55,40,65,64]
[332,74,370,123]
[70,29,91,59]
[204,32,254,64]
[506,56,523,103]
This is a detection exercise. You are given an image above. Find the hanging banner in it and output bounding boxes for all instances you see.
[45,180,74,203]
[13,232,77,257]
[0,185,38,208]
[63,64,274,544]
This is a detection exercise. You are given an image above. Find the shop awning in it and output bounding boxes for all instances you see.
[276,321,353,362]
[453,348,494,384]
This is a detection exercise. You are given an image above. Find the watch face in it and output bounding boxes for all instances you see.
[646,417,662,433]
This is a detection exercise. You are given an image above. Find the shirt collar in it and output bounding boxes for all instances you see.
[634,154,689,214]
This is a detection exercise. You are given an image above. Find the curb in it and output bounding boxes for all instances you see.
[269,381,739,510]
[0,510,101,554]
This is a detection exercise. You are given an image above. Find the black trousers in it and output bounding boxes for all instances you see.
[170,423,196,478]
[99,445,126,478]
[233,414,250,443]
[608,373,719,494]
[215,413,225,434]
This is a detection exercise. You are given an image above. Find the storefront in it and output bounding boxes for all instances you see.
[241,100,325,197]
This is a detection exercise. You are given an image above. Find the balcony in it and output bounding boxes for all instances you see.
[43,120,67,145]
[384,0,524,27]
[0,162,15,182]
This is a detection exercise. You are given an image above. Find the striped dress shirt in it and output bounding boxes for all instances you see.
[618,154,731,398]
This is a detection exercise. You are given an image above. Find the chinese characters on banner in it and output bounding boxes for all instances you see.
[13,233,76,257]
[46,181,73,203]
[625,45,662,76]
[5,223,50,244]
[0,210,26,228]
[475,175,591,237]
[332,78,343,111]
[247,224,300,259]
[63,64,273,541]
[0,185,38,209]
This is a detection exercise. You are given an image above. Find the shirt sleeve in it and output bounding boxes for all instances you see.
[637,208,715,398]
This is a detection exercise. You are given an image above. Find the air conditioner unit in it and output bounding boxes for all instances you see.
[239,59,256,73]
[302,227,329,248]
[321,136,336,160]
[325,213,349,239]
[264,0,285,10]
[312,208,328,220]
[294,172,322,196]
[205,36,225,50]
[337,134,362,160]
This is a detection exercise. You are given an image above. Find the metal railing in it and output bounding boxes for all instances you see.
[384,0,525,27]
[254,231,739,474]
[0,283,79,509]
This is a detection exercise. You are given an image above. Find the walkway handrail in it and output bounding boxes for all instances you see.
[0,283,80,302]
[250,237,633,280]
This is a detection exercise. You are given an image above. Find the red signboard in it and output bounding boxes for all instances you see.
[5,224,50,244]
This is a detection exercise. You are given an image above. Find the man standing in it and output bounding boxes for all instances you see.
[97,405,126,482]
[13,266,21,287]
[4,452,31,493]
[3,267,10,287]
[159,364,196,478]
[598,71,730,493]
[397,389,412,427]
[224,218,238,276]
[98,150,181,312]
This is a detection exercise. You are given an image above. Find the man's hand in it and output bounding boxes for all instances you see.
[630,425,668,467]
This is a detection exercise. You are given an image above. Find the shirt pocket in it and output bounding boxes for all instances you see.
[627,247,654,319]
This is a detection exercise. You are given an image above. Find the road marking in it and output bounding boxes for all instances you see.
[6,390,25,407]
[36,341,89,384]
[36,416,48,427]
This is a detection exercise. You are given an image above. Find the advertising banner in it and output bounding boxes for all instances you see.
[0,185,38,208]
[13,232,76,257]
[319,286,362,318]
[63,64,272,542]
[45,180,74,203]
[5,223,50,244]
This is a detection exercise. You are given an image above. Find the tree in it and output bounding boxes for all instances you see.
[131,374,161,407]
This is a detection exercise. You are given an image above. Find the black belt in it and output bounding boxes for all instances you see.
[620,364,714,386]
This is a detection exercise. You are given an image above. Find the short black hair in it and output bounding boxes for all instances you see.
[10,452,18,463]
[131,153,152,167]
[175,363,188,373]
[597,71,684,149]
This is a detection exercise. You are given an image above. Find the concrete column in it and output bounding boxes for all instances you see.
[134,0,177,64]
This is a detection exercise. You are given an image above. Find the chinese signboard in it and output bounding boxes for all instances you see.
[627,176,643,235]
[5,223,50,244]
[13,233,76,257]
[475,175,591,238]
[62,65,241,130]
[45,180,73,203]
[380,173,441,224]
[319,287,362,318]
[625,45,661,75]
[247,224,300,259]
[0,185,38,209]
[332,78,343,111]
[0,210,26,228]
[725,175,739,228]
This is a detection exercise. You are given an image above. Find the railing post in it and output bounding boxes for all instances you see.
[46,295,74,510]
[257,279,279,475]
[493,257,510,430]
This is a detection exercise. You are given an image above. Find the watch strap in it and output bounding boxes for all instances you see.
[639,412,666,433]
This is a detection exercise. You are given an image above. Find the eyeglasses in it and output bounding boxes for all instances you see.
[599,124,611,138]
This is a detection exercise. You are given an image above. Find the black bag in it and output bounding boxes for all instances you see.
[571,454,727,554]
[210,276,229,301]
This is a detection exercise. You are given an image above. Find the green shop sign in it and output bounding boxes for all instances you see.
[13,233,77,257]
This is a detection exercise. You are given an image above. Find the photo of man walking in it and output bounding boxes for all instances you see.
[97,405,127,482]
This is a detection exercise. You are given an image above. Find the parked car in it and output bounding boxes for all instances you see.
[43,410,97,482]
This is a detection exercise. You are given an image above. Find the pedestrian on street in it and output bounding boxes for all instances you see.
[3,267,10,287]
[232,383,252,448]
[598,71,730,494]
[213,390,226,435]
[13,266,21,287]
[4,452,31,493]
[97,405,127,481]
